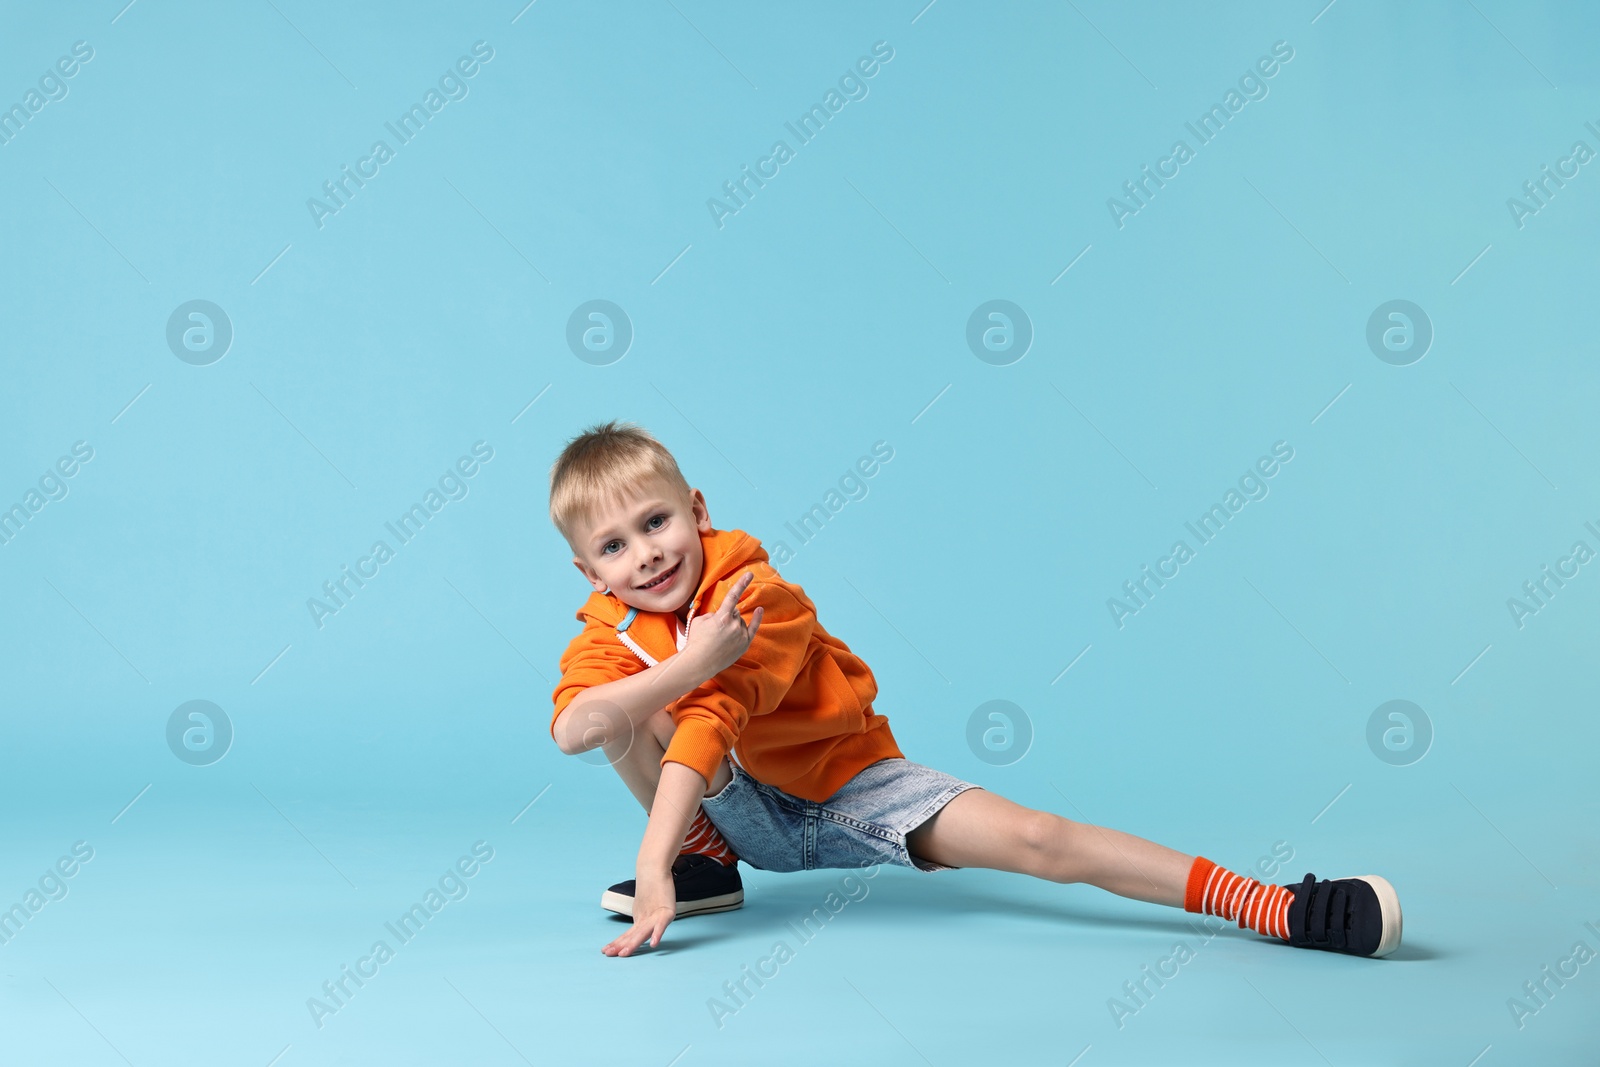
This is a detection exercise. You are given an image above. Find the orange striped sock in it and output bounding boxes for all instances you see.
[679,807,737,866]
[1184,856,1291,940]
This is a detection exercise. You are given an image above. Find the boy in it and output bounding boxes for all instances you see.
[547,421,1402,960]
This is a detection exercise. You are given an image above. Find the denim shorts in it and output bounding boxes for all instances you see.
[699,757,984,873]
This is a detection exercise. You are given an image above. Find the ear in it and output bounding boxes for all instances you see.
[688,488,712,532]
[572,556,607,594]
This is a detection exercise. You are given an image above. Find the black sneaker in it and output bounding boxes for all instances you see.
[1284,872,1402,957]
[601,853,744,919]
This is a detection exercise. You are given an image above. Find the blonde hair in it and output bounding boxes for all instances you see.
[548,420,691,551]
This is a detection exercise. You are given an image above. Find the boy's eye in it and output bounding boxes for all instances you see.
[600,514,666,555]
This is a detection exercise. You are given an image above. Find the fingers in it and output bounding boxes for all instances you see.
[719,571,754,616]
[603,924,645,956]
[646,910,670,948]
[717,573,748,616]
[602,912,672,957]
[604,919,644,955]
[746,605,763,643]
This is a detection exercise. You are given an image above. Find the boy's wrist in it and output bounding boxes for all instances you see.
[636,859,673,880]
[665,646,714,690]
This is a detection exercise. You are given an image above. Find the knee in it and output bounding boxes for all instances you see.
[1016,809,1063,857]
[1016,811,1088,883]
[1017,819,1081,876]
[604,707,672,765]
[647,706,675,748]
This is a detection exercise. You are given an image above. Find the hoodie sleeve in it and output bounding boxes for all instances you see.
[549,615,647,744]
[661,579,815,785]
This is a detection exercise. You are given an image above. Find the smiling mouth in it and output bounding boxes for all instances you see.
[638,561,680,590]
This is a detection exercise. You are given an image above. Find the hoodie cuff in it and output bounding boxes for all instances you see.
[660,717,730,787]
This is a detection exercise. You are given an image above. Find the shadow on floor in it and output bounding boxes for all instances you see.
[604,873,1450,961]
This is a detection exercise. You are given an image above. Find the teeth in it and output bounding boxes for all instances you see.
[643,564,675,588]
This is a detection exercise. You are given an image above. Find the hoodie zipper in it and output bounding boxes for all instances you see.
[614,597,699,668]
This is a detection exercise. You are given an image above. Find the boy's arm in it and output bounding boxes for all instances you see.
[603,576,769,958]
[661,579,815,785]
[601,759,705,957]
[551,651,710,755]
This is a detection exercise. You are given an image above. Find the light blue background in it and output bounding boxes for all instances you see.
[2,1,1597,1064]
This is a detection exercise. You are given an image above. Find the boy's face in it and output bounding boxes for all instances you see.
[570,478,712,618]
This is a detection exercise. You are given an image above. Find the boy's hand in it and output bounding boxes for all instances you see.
[681,571,764,680]
[602,871,675,957]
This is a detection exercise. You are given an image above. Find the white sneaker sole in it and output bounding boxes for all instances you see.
[1351,875,1403,957]
[600,888,745,919]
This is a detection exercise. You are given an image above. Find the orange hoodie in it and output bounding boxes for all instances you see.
[550,526,904,803]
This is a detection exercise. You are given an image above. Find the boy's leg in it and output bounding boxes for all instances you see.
[905,789,1190,906]
[906,788,1402,956]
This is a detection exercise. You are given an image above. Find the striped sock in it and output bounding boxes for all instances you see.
[1184,856,1291,940]
[680,807,737,866]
